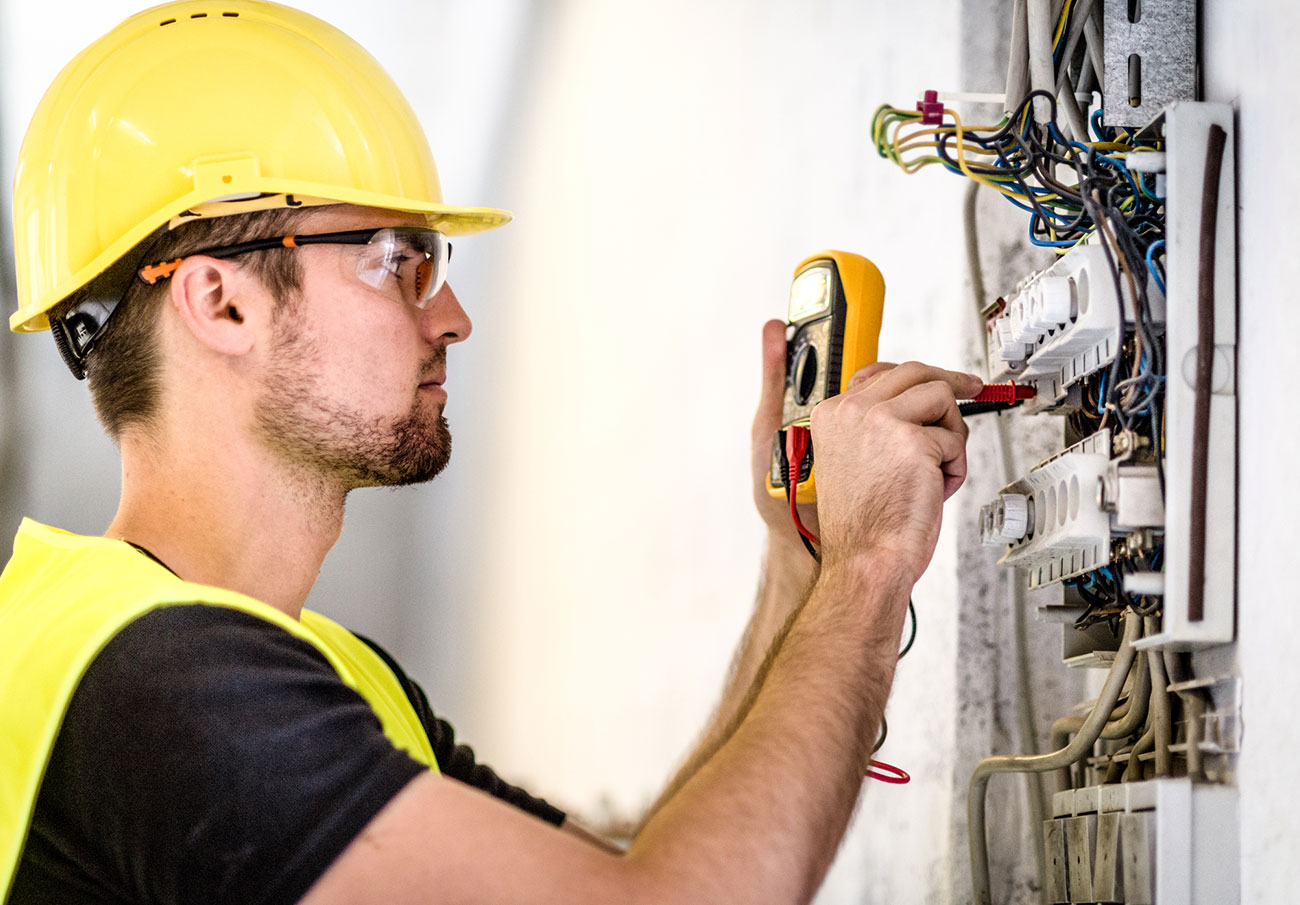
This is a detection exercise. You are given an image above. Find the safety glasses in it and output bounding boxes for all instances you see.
[137,226,453,308]
[51,227,453,380]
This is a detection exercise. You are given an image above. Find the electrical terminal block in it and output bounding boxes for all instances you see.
[986,430,1113,589]
[983,425,1168,592]
[984,244,1162,405]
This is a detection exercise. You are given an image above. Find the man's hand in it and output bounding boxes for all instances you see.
[809,361,983,584]
[751,319,819,548]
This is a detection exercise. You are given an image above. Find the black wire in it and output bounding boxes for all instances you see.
[898,600,917,659]
[797,531,819,561]
[783,456,821,565]
[959,400,1021,417]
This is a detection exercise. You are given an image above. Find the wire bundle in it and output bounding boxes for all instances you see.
[871,90,1163,254]
[1067,547,1163,632]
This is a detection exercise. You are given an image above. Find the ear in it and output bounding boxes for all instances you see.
[167,256,265,356]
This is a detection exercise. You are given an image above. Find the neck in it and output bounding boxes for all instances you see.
[106,425,346,619]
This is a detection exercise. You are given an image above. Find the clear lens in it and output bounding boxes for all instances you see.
[354,228,449,307]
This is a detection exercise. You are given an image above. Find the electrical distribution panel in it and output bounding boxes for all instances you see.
[974,106,1239,905]
[870,3,1241,900]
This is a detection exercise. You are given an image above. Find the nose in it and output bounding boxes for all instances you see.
[420,281,472,345]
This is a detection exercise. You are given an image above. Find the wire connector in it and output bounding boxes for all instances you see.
[915,89,944,126]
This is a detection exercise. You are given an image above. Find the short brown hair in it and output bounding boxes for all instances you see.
[54,207,315,440]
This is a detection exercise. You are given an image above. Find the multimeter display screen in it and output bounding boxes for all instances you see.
[788,264,833,322]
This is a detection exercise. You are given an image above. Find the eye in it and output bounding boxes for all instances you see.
[384,252,413,278]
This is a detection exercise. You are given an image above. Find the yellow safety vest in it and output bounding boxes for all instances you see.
[0,518,439,902]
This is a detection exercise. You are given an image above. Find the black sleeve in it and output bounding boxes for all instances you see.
[353,634,567,827]
[12,605,426,905]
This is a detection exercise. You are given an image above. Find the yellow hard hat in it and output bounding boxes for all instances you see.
[10,0,512,333]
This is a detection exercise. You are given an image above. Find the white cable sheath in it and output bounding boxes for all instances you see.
[1025,0,1056,122]
[1004,0,1030,115]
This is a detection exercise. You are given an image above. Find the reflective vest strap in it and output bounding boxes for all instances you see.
[300,610,438,766]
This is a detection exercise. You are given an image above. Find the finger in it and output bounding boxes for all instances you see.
[845,360,984,402]
[753,319,787,436]
[913,422,969,500]
[872,379,965,432]
[926,379,971,443]
[936,429,969,500]
[845,360,896,391]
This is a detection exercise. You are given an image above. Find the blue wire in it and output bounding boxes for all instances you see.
[1145,240,1167,296]
[938,158,1081,225]
[1136,171,1165,204]
[1090,109,1108,142]
[1028,217,1079,248]
[1097,369,1108,414]
[1093,154,1141,200]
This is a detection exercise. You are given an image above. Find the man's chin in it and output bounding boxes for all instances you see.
[365,416,452,488]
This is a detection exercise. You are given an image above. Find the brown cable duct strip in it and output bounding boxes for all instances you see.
[1188,124,1227,621]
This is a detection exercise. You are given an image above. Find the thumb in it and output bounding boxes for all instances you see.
[754,319,787,437]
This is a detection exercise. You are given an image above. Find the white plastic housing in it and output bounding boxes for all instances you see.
[984,244,1155,400]
[1134,101,1237,651]
[994,430,1113,589]
[979,493,1029,544]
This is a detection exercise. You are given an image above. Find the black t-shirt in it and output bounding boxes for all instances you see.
[10,605,564,905]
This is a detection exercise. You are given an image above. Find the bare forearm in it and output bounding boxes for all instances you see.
[627,560,911,903]
[729,537,820,714]
[642,534,816,823]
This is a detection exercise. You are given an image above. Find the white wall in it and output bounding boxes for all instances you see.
[1202,3,1300,902]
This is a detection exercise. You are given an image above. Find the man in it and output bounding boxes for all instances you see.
[0,2,980,903]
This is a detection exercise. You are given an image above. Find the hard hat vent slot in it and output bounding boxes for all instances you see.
[190,12,208,18]
[223,11,239,16]
[159,18,176,25]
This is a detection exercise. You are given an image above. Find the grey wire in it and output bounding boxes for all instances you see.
[1146,615,1173,776]
[1123,723,1157,782]
[1026,0,1056,122]
[1163,649,1206,777]
[969,614,1143,905]
[1054,0,1095,89]
[1004,0,1031,115]
[1056,72,1090,144]
[1083,8,1105,94]
[1051,0,1094,142]
[1049,646,1150,788]
[1077,46,1098,97]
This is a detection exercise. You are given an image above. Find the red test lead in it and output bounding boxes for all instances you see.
[967,382,1036,404]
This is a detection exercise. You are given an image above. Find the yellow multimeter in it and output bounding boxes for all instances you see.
[766,251,886,504]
